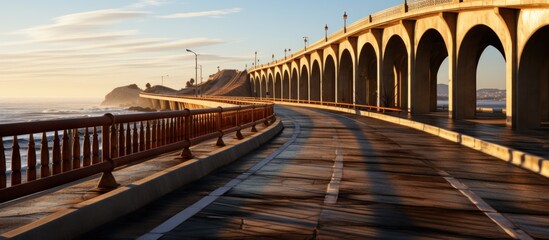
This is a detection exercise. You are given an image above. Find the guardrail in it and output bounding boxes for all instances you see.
[0,104,275,203]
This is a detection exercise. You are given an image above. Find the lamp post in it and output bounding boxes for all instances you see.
[324,24,329,42]
[186,49,198,97]
[343,11,348,33]
[199,65,203,97]
[272,54,275,62]
[254,51,257,69]
[161,75,169,86]
[303,37,308,51]
[284,49,291,59]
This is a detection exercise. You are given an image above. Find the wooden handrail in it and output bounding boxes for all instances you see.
[0,102,275,203]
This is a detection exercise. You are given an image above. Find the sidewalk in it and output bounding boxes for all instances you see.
[0,119,283,240]
[405,112,549,160]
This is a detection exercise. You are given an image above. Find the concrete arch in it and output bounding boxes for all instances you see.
[267,73,273,98]
[290,61,299,100]
[275,72,282,99]
[455,10,512,120]
[291,67,299,100]
[311,60,321,101]
[413,15,454,115]
[283,69,290,99]
[456,24,506,119]
[250,77,256,97]
[383,35,409,109]
[382,24,413,109]
[339,49,354,103]
[323,48,338,102]
[300,64,309,101]
[323,55,336,102]
[414,28,449,114]
[260,75,267,99]
[357,42,378,105]
[310,51,323,102]
[517,25,549,129]
[358,31,383,106]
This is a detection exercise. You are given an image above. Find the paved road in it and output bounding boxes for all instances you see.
[83,106,549,239]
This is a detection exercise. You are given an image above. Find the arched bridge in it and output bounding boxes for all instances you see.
[248,0,549,130]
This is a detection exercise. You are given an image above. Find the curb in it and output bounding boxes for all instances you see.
[1,119,284,240]
[275,102,549,179]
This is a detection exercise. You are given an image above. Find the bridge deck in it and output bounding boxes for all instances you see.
[83,106,549,239]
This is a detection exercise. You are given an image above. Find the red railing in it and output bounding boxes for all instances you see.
[0,104,275,203]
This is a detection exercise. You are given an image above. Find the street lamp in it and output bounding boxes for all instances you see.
[343,11,348,33]
[284,48,291,59]
[325,24,329,42]
[303,37,308,51]
[272,54,275,62]
[254,51,258,69]
[186,49,198,97]
[161,75,169,86]
[199,65,203,97]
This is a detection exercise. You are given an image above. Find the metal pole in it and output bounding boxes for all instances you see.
[186,49,198,97]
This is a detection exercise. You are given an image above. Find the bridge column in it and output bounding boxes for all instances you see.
[160,100,169,111]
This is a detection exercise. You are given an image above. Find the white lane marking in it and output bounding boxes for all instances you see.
[324,111,534,240]
[324,135,344,204]
[444,176,533,240]
[138,117,301,240]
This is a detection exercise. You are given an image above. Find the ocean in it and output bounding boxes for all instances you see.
[0,98,129,171]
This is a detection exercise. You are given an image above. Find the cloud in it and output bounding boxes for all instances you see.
[123,38,223,52]
[129,0,167,9]
[160,8,241,19]
[14,9,148,43]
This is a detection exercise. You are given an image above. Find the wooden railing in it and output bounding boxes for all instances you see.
[0,104,275,203]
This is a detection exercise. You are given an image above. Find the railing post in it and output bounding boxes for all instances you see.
[236,106,244,140]
[11,136,21,186]
[0,137,5,188]
[52,131,61,175]
[27,134,37,182]
[83,128,91,166]
[72,129,81,169]
[92,127,100,164]
[180,109,194,160]
[97,113,118,190]
[216,107,225,147]
[62,130,71,172]
[263,105,270,126]
[251,105,258,132]
[40,132,50,177]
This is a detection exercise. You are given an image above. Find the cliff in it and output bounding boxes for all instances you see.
[101,84,150,107]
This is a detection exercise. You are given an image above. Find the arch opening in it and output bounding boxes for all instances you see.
[300,65,309,101]
[323,56,336,102]
[456,24,505,119]
[291,68,298,100]
[357,43,378,106]
[267,74,273,99]
[338,50,353,103]
[311,61,321,101]
[415,29,449,114]
[518,25,549,129]
[260,76,267,99]
[275,73,282,99]
[382,35,408,109]
[283,71,290,99]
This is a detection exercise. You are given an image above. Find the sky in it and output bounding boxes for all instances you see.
[0,0,505,99]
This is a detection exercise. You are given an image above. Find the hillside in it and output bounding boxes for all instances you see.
[101,69,252,107]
